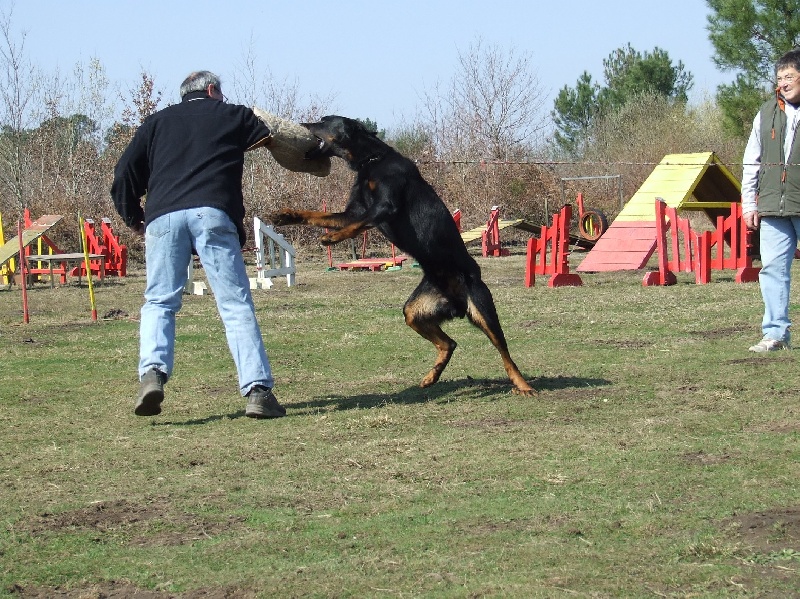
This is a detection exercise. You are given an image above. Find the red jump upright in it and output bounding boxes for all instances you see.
[72,218,127,278]
[706,203,759,283]
[642,199,759,286]
[452,208,462,232]
[100,218,128,277]
[524,204,582,288]
[482,206,509,257]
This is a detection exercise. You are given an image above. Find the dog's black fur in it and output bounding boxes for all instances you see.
[270,116,535,395]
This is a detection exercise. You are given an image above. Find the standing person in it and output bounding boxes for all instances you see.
[742,49,800,353]
[111,70,285,419]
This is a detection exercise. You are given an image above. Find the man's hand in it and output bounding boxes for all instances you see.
[743,211,760,231]
[132,222,145,237]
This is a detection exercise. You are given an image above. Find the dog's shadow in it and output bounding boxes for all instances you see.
[290,374,611,413]
[153,375,611,426]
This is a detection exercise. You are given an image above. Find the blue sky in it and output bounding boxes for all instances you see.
[7,0,729,130]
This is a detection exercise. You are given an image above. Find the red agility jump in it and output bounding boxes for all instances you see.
[482,206,510,257]
[524,204,582,288]
[77,218,128,277]
[642,199,759,286]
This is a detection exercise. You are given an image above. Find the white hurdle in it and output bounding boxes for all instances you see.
[183,216,296,295]
[184,259,207,295]
[252,216,296,289]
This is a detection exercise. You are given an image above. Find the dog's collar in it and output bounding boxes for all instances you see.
[357,153,385,169]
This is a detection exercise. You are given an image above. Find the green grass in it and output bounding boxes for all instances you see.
[1,251,799,597]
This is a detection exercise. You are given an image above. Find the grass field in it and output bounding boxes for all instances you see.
[1,249,799,598]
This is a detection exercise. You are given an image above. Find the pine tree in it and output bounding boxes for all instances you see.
[707,0,800,137]
[551,45,693,156]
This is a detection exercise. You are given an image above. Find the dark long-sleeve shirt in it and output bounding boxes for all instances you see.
[111,90,271,245]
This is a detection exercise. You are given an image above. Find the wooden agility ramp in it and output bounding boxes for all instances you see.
[459,207,540,258]
[460,217,539,244]
[0,215,63,278]
[576,152,742,272]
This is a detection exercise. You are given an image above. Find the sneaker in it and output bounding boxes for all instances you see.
[245,386,286,419]
[135,369,166,416]
[748,337,791,353]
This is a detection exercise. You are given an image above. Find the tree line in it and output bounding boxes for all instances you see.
[0,1,793,261]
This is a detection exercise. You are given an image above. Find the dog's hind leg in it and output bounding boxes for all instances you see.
[403,280,460,388]
[465,279,537,396]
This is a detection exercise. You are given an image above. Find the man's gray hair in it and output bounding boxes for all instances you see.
[776,49,800,75]
[180,71,222,98]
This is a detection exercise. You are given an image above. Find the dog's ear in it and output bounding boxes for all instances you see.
[358,122,378,138]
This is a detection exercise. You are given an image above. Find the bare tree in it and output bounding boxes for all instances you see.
[231,37,303,119]
[423,38,549,161]
[230,37,335,122]
[120,71,162,127]
[0,7,42,214]
[52,60,114,213]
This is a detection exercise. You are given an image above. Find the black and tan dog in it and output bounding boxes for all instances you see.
[270,116,535,396]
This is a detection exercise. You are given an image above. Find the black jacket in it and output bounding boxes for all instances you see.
[111,90,271,245]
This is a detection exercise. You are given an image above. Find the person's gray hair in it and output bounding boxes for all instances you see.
[776,49,800,75]
[180,71,222,98]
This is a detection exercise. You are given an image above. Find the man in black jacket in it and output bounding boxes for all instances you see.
[111,70,285,419]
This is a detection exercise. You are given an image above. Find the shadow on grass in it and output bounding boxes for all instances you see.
[150,375,611,425]
[152,412,245,426]
[291,374,611,413]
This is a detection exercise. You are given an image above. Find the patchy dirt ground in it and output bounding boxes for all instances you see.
[7,584,259,598]
[9,498,800,597]
[19,498,245,548]
[722,506,800,594]
[8,499,261,599]
[729,507,800,553]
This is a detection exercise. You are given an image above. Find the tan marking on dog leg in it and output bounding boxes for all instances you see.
[272,209,347,229]
[419,336,457,387]
[321,221,370,244]
[466,298,537,396]
[405,295,457,388]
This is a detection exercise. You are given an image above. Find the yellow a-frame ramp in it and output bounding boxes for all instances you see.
[576,152,741,272]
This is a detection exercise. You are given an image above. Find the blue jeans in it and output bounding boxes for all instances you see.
[758,216,800,343]
[139,207,273,395]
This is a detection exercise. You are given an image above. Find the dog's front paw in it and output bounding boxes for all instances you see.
[320,232,338,246]
[270,209,304,226]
